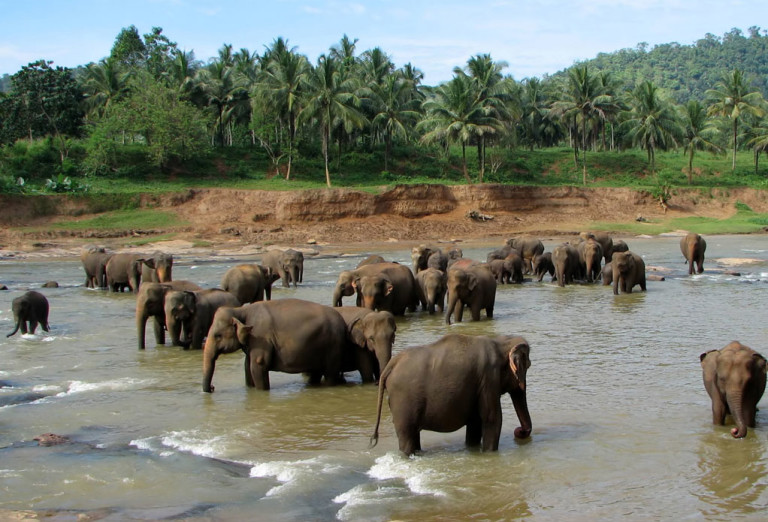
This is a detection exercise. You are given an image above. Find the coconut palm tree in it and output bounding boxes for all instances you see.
[261,47,309,179]
[80,58,131,119]
[621,81,682,173]
[419,74,496,184]
[680,99,722,184]
[706,69,766,171]
[299,54,366,187]
[196,57,249,147]
[368,74,422,171]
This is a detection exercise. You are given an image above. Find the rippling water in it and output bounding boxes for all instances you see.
[1,235,768,520]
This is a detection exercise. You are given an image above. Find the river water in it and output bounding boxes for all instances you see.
[1,235,768,521]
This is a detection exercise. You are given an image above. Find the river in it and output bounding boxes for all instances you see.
[1,235,767,520]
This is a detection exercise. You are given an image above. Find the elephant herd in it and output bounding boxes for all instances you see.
[4,230,764,454]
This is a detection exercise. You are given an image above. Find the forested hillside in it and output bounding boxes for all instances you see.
[556,27,768,103]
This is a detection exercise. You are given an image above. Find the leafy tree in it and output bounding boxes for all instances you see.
[706,69,766,170]
[620,81,682,172]
[86,73,208,171]
[368,74,422,171]
[80,58,130,119]
[299,54,366,187]
[679,99,722,183]
[196,51,250,147]
[110,26,147,69]
[143,27,179,79]
[1,60,84,161]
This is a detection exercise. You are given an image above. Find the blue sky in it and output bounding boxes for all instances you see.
[1,0,765,84]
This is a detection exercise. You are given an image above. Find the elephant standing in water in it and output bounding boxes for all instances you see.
[701,341,767,438]
[221,264,277,303]
[611,251,646,295]
[136,281,202,350]
[333,263,419,315]
[336,306,396,383]
[80,246,112,288]
[445,264,496,324]
[165,289,241,350]
[262,248,304,288]
[370,333,532,455]
[552,243,581,287]
[415,267,446,314]
[202,299,349,392]
[7,291,50,337]
[680,233,706,275]
[140,253,173,284]
[506,237,544,274]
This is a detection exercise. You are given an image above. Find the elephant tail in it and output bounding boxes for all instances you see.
[369,370,389,449]
[6,320,20,338]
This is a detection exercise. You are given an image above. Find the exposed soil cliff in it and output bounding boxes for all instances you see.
[1,184,767,253]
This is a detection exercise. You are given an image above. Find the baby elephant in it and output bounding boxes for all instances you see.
[7,291,50,337]
[700,341,767,438]
[371,333,532,455]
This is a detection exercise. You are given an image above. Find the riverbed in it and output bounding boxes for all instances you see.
[1,235,767,520]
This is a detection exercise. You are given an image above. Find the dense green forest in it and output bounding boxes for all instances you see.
[2,25,768,196]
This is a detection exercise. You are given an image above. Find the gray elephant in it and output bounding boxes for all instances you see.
[701,341,767,438]
[506,237,544,274]
[136,280,202,350]
[488,253,523,284]
[262,248,304,288]
[202,299,349,392]
[580,232,614,264]
[486,245,517,264]
[680,233,706,275]
[140,253,173,284]
[353,263,420,316]
[411,244,438,274]
[336,306,396,383]
[612,239,629,257]
[576,237,603,283]
[552,243,581,287]
[80,246,112,289]
[601,263,613,285]
[611,251,646,294]
[532,252,555,282]
[427,249,449,272]
[370,333,532,455]
[165,289,241,350]
[415,267,447,314]
[7,291,50,337]
[357,255,387,268]
[445,264,497,324]
[443,245,464,261]
[105,253,143,292]
[221,264,276,303]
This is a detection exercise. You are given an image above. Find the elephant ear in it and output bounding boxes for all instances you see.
[508,342,531,390]
[467,273,478,292]
[232,317,252,346]
[183,291,198,313]
[348,317,367,348]
[753,352,767,372]
[384,279,394,296]
[700,350,718,365]
[141,258,156,269]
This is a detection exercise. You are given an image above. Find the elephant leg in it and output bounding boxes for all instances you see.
[28,321,38,334]
[711,392,727,425]
[307,372,323,386]
[356,351,376,383]
[396,424,421,456]
[481,404,503,451]
[248,355,270,390]
[455,301,465,323]
[243,351,255,387]
[465,414,482,447]
[470,303,482,321]
[153,316,165,346]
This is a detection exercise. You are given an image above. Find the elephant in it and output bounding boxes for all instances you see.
[106,253,159,293]
[357,255,387,268]
[411,244,438,274]
[701,341,767,438]
[415,267,447,314]
[136,280,202,350]
[262,248,304,288]
[353,263,420,316]
[445,264,497,324]
[442,245,464,261]
[41,281,59,288]
[221,264,275,303]
[202,298,349,392]
[427,249,449,272]
[488,253,523,284]
[140,253,173,284]
[486,245,518,264]
[7,291,50,337]
[580,232,614,264]
[576,237,603,283]
[336,306,396,383]
[601,263,613,285]
[370,333,532,455]
[612,239,629,257]
[611,251,646,295]
[165,289,241,350]
[506,237,544,274]
[552,243,581,287]
[80,246,112,289]
[532,252,555,282]
[680,233,706,275]
[447,257,481,271]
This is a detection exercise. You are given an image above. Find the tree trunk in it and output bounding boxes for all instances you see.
[461,143,472,184]
[688,149,694,185]
[286,110,295,181]
[732,118,738,171]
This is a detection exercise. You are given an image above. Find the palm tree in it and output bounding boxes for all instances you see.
[330,34,359,75]
[621,81,682,173]
[680,99,722,184]
[550,66,610,184]
[196,57,249,147]
[80,58,131,119]
[706,69,766,171]
[360,47,394,87]
[369,74,422,171]
[299,54,366,187]
[261,47,309,179]
[419,74,496,184]
[166,50,198,95]
[519,77,548,150]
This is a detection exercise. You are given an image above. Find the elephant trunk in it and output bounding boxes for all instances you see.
[445,293,458,325]
[510,389,532,439]
[726,390,748,438]
[289,266,299,288]
[137,313,147,350]
[202,338,218,393]
[332,287,343,307]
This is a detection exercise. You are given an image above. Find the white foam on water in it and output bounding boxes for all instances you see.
[56,378,154,397]
[333,483,405,521]
[367,452,447,497]
[159,430,233,459]
[249,457,345,497]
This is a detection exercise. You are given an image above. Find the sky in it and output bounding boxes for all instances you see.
[1,0,766,84]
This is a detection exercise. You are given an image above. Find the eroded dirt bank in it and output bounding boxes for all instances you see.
[1,184,767,255]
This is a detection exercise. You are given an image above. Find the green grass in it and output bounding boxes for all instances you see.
[42,209,186,231]
[592,206,768,235]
